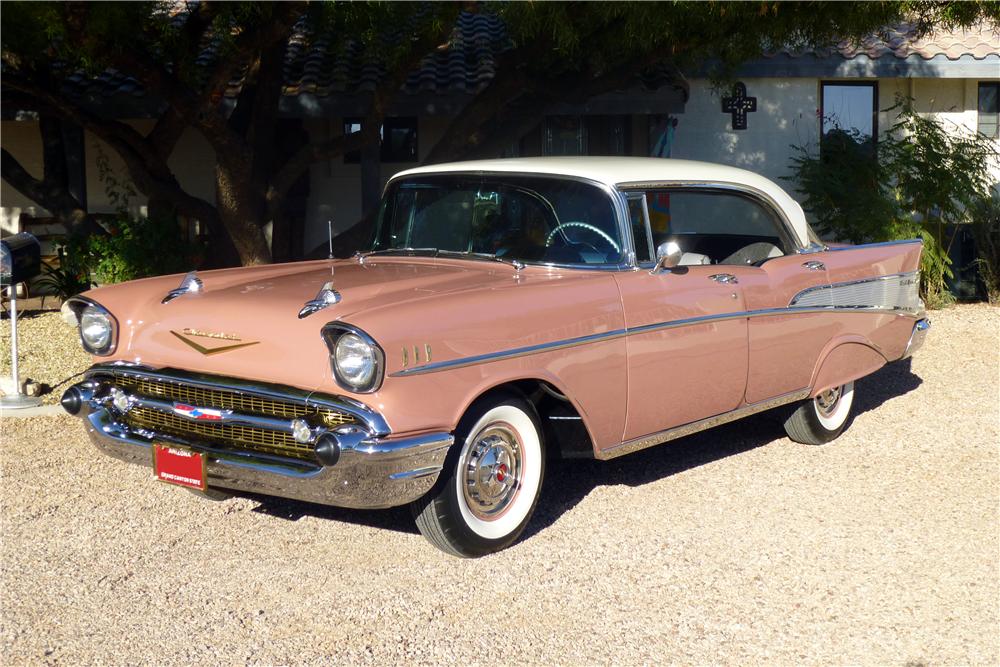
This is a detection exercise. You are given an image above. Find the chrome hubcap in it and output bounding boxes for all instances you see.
[462,425,522,521]
[815,386,842,417]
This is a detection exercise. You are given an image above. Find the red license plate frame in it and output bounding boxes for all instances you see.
[152,443,207,491]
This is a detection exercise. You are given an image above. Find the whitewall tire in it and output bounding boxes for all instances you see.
[412,393,545,557]
[784,381,855,445]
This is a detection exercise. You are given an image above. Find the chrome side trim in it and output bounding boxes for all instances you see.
[824,239,923,252]
[596,389,811,461]
[390,305,921,378]
[84,363,391,436]
[391,328,628,377]
[790,271,922,313]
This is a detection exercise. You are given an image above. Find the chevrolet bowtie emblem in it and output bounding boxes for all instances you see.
[170,329,259,355]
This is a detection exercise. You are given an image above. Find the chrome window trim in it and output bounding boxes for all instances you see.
[84,363,391,436]
[615,180,804,253]
[378,171,634,272]
[390,303,921,378]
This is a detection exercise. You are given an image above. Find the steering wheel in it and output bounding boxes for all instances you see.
[545,221,621,254]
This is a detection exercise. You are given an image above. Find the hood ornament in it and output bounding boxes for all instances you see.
[298,281,341,319]
[162,271,203,304]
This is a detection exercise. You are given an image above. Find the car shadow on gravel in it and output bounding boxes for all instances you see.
[244,360,921,539]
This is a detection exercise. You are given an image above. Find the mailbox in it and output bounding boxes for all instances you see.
[1,232,41,286]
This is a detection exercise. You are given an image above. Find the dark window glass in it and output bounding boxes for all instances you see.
[642,189,792,266]
[821,82,877,143]
[374,176,623,266]
[343,117,363,164]
[978,82,999,139]
[343,117,419,164]
[626,195,652,263]
[381,117,418,162]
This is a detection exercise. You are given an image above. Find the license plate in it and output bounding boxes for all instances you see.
[153,444,206,491]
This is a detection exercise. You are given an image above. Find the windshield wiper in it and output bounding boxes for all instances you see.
[435,250,525,272]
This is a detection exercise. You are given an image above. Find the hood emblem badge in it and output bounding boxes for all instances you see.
[298,281,341,319]
[170,328,259,355]
[162,271,203,304]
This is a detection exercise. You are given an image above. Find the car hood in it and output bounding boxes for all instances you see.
[82,257,522,389]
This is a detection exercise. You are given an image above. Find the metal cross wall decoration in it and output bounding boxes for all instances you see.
[722,82,757,130]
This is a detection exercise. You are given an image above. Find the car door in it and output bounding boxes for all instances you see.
[644,186,833,405]
[612,193,749,443]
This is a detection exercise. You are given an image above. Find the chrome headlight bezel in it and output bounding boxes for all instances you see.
[66,297,118,356]
[321,323,384,393]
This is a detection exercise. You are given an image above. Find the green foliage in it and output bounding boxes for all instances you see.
[34,248,93,300]
[969,195,1000,305]
[788,95,1000,309]
[65,148,201,285]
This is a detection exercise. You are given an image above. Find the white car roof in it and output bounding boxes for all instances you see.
[392,157,811,248]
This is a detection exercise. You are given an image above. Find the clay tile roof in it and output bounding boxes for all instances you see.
[769,21,1000,61]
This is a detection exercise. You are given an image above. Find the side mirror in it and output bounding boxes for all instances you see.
[651,241,682,274]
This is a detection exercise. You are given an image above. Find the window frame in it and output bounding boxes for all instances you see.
[342,116,420,164]
[819,80,879,145]
[977,81,999,139]
[618,184,801,268]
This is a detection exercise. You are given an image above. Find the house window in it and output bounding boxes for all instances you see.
[343,117,419,164]
[542,115,631,156]
[978,82,999,138]
[544,116,587,155]
[381,117,418,162]
[821,82,877,143]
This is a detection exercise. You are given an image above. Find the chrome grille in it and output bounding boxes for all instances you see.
[127,406,312,458]
[103,373,356,460]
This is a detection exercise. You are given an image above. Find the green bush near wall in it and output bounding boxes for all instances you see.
[787,95,1000,309]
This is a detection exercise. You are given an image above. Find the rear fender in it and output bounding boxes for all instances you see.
[809,336,888,397]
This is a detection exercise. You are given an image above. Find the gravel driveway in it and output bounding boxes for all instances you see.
[2,305,997,665]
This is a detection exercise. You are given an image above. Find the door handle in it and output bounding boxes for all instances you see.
[709,273,738,284]
[802,260,826,271]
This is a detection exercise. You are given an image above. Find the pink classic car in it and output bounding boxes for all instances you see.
[61,157,929,556]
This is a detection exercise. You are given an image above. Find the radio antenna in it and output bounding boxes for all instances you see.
[327,220,334,260]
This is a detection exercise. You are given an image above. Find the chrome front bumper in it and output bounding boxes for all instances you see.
[63,367,453,510]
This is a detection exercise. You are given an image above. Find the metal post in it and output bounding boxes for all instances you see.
[1,286,42,409]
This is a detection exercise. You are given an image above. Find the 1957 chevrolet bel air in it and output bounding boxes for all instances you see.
[61,157,930,556]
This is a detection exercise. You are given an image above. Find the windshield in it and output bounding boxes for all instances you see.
[372,175,623,266]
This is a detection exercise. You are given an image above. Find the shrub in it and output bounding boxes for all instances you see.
[969,195,1000,305]
[63,148,201,285]
[788,95,999,309]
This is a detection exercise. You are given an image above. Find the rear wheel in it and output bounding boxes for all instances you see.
[784,381,855,445]
[412,394,544,557]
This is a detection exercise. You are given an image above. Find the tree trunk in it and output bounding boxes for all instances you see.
[215,162,272,265]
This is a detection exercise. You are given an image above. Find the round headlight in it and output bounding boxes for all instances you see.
[80,305,113,353]
[334,333,376,389]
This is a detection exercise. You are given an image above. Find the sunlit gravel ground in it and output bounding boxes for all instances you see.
[0,309,91,403]
[2,304,997,665]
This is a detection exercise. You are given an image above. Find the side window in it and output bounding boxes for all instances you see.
[626,194,653,263]
[644,189,792,266]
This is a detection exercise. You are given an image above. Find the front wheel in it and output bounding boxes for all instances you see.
[783,381,855,445]
[411,394,545,557]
